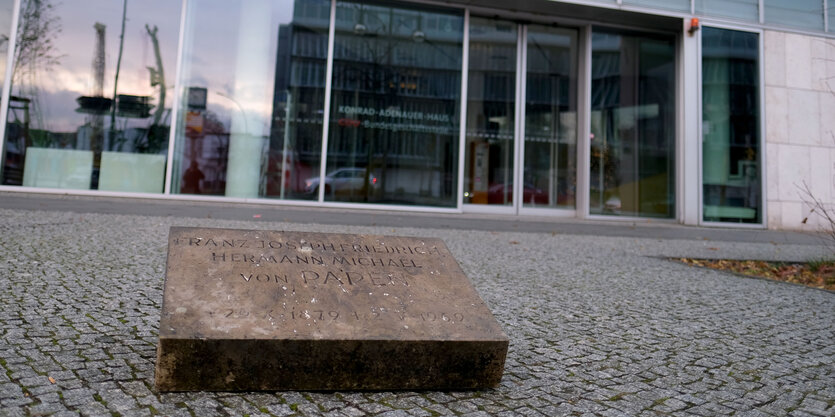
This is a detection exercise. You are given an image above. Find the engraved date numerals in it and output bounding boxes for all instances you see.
[420,312,464,322]
[209,309,274,319]
[290,309,340,321]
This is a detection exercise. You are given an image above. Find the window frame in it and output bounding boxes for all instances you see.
[696,22,766,228]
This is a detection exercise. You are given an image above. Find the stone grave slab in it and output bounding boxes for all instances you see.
[155,227,508,391]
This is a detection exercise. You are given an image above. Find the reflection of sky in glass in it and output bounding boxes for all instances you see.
[10,0,181,132]
[0,0,12,40]
[622,0,689,13]
[0,0,14,86]
[695,0,759,22]
[180,0,305,136]
[764,0,825,30]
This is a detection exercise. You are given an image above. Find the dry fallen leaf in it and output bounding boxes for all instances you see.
[677,257,835,291]
[48,376,56,384]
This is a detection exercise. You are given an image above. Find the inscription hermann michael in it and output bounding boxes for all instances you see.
[211,253,423,269]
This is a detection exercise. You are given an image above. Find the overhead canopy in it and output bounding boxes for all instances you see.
[444,0,683,32]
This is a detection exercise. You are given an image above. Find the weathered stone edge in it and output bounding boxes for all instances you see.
[155,338,509,392]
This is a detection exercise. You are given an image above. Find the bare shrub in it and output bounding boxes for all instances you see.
[799,181,835,249]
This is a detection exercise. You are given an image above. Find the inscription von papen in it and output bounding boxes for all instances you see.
[155,227,508,391]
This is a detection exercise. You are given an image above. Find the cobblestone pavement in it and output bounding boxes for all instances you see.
[0,208,833,417]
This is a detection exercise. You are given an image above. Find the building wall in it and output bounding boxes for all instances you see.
[764,30,835,231]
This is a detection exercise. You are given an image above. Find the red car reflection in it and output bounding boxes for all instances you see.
[487,183,549,205]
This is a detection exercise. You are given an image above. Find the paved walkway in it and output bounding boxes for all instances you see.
[0,193,833,416]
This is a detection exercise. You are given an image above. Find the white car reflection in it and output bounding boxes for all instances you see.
[304,167,378,195]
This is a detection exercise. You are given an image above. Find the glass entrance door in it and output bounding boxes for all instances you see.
[464,18,579,212]
[464,19,678,218]
[589,29,676,218]
[464,17,518,207]
[523,25,578,209]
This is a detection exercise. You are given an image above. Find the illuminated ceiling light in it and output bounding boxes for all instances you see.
[412,30,425,43]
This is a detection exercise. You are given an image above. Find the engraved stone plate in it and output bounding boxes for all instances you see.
[155,227,508,391]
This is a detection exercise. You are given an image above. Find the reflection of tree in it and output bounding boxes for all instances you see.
[11,0,62,146]
[13,0,62,81]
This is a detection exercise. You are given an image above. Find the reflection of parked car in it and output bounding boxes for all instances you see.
[304,167,378,195]
[487,183,549,204]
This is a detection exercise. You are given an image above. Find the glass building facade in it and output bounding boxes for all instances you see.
[3,0,179,192]
[0,0,831,226]
[326,1,463,206]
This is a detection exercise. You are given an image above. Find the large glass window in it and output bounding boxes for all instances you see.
[830,4,835,33]
[2,0,180,192]
[172,0,330,199]
[325,1,463,207]
[695,0,759,22]
[464,17,516,206]
[590,29,676,218]
[524,24,578,209]
[764,0,825,30]
[702,27,761,223]
[622,0,690,13]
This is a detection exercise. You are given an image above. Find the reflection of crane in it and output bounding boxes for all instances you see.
[90,22,106,145]
[134,23,168,154]
[92,23,106,98]
[108,0,128,156]
[75,21,111,189]
[76,23,111,115]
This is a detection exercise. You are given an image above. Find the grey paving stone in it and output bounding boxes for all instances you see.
[0,383,23,400]
[0,396,33,408]
[337,406,367,417]
[50,411,82,417]
[75,401,110,417]
[62,389,96,407]
[733,410,774,417]
[0,409,26,417]
[461,411,493,417]
[422,403,454,416]
[789,410,828,417]
[28,398,67,416]
[119,409,152,417]
[0,208,833,416]
[446,400,480,414]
